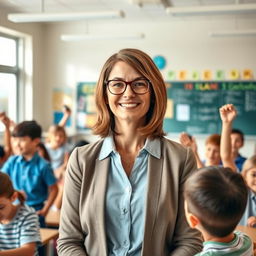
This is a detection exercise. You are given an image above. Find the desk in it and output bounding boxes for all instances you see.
[40,228,59,245]
[46,210,60,227]
[236,225,256,243]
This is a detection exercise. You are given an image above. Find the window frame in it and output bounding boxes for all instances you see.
[0,32,20,123]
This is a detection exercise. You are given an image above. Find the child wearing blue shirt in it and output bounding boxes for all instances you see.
[1,120,58,227]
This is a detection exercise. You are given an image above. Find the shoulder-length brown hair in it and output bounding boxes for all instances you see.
[92,48,167,139]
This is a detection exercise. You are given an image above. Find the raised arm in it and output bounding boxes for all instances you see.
[219,104,237,171]
[179,132,204,168]
[58,105,71,127]
[0,112,12,159]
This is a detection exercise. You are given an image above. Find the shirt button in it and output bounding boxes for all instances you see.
[126,187,132,194]
[122,208,127,214]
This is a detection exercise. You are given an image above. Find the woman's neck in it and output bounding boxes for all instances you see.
[114,133,146,154]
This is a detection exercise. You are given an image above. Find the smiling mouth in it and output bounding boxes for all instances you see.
[119,103,139,108]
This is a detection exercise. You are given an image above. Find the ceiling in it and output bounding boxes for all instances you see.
[1,0,256,23]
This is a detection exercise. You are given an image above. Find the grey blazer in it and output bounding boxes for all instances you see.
[57,137,203,256]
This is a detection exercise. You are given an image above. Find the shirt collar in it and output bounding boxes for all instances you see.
[17,152,39,163]
[99,136,161,160]
[249,189,256,200]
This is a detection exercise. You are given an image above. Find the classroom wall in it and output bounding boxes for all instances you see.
[43,17,256,158]
[1,9,256,158]
[0,7,45,122]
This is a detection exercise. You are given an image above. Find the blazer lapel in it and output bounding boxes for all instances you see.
[94,157,109,256]
[142,154,163,254]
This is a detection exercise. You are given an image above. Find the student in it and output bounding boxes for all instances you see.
[1,120,58,227]
[45,125,70,179]
[239,155,256,227]
[45,106,71,210]
[184,166,253,256]
[231,128,247,172]
[0,172,41,256]
[179,132,221,168]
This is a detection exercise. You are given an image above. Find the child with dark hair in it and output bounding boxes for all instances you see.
[0,172,41,255]
[184,166,253,255]
[231,128,247,171]
[1,120,58,227]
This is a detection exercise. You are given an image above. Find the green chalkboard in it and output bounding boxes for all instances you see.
[164,81,256,135]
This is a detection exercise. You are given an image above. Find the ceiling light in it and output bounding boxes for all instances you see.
[8,10,125,23]
[61,33,145,41]
[209,29,256,37]
[166,4,256,16]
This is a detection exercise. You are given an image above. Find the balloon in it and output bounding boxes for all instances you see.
[153,55,166,70]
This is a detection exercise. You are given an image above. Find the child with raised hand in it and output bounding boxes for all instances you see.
[239,155,256,227]
[219,104,237,172]
[0,172,41,256]
[179,132,221,168]
[184,166,253,255]
[45,106,71,210]
[179,132,204,168]
[1,120,58,227]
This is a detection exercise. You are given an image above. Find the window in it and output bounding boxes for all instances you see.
[0,33,19,132]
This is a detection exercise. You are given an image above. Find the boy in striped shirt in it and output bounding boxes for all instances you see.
[184,166,253,255]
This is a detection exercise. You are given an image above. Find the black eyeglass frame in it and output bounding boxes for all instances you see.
[105,78,151,95]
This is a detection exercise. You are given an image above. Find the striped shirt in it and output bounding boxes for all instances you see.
[0,204,41,255]
[195,231,253,256]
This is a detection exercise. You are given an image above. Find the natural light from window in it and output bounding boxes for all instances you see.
[0,36,17,67]
[0,73,17,132]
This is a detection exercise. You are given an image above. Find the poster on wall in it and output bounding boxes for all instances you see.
[52,88,73,126]
[76,82,97,130]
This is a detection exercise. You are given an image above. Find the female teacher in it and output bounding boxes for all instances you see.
[57,48,202,256]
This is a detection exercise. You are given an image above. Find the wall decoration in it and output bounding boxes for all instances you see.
[52,88,72,126]
[153,55,166,70]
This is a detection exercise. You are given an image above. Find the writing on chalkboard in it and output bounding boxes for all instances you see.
[164,81,256,135]
[76,81,256,136]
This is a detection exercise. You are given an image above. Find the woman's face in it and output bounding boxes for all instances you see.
[244,168,256,193]
[106,61,151,127]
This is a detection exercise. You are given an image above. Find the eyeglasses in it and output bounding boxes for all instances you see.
[106,78,150,95]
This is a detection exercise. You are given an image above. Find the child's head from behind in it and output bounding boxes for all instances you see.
[205,134,221,166]
[242,155,256,193]
[0,173,25,223]
[11,121,41,157]
[184,166,247,238]
[47,125,67,149]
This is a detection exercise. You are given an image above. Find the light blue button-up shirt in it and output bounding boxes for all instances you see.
[99,136,161,256]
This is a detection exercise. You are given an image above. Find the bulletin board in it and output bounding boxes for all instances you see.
[76,82,97,130]
[76,81,256,135]
[164,81,256,135]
